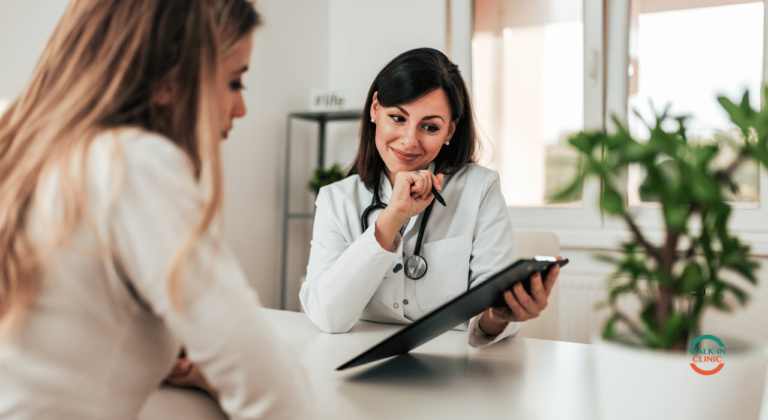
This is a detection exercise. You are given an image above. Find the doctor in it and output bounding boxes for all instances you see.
[299,48,560,347]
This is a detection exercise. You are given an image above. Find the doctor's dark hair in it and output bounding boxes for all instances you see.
[349,48,479,188]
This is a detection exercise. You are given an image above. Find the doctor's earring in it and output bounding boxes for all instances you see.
[371,118,376,123]
[445,140,450,146]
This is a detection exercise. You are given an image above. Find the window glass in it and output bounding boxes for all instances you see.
[627,0,764,206]
[473,0,584,207]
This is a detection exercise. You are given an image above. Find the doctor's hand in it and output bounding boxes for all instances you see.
[375,170,444,251]
[478,262,561,336]
[389,169,444,220]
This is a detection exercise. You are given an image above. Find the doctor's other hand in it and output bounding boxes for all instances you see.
[375,170,443,251]
[478,262,560,336]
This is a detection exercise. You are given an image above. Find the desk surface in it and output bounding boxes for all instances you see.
[270,309,598,419]
[140,309,599,420]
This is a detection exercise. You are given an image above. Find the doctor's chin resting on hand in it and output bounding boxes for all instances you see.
[299,48,560,347]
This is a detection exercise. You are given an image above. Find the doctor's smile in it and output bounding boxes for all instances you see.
[390,147,421,162]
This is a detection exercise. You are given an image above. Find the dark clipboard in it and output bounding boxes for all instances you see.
[336,257,569,371]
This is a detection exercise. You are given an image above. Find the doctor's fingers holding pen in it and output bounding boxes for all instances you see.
[388,170,444,220]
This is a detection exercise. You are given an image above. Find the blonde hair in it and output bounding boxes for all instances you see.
[0,0,260,336]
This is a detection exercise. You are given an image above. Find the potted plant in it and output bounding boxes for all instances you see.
[307,163,345,196]
[552,89,768,420]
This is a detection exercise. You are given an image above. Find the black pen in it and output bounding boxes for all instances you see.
[432,187,446,206]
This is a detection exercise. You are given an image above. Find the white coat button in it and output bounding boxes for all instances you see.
[403,299,409,305]
[393,303,399,309]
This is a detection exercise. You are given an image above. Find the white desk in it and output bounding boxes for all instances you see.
[140,309,599,419]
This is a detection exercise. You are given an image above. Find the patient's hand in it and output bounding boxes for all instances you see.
[165,357,218,399]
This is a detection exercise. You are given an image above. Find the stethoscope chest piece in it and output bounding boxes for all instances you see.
[403,255,427,279]
[361,175,435,281]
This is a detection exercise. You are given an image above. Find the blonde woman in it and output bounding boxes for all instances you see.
[0,1,311,419]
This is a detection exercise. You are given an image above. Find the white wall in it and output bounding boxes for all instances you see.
[0,0,330,310]
[328,0,447,109]
[322,0,449,176]
[0,1,71,98]
[224,0,329,309]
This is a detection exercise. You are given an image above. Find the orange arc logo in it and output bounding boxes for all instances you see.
[690,363,724,376]
[689,335,725,376]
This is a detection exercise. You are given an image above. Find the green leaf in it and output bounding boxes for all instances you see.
[594,300,611,311]
[721,282,749,306]
[609,284,635,305]
[711,297,733,313]
[690,170,720,202]
[594,254,621,264]
[569,132,601,154]
[548,174,584,203]
[709,283,733,312]
[638,161,667,202]
[601,186,625,215]
[602,314,619,340]
[648,126,679,156]
[307,164,345,194]
[657,159,682,192]
[694,145,719,170]
[663,204,688,231]
[659,314,687,349]
[723,258,759,284]
[754,146,768,170]
[586,159,612,177]
[739,90,755,120]
[676,116,690,143]
[718,95,749,132]
[651,269,673,286]
[623,140,652,161]
[679,263,705,294]
[640,304,657,331]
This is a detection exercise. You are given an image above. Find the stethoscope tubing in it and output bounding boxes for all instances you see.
[360,175,434,280]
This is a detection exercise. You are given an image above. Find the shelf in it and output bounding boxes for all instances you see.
[280,109,363,310]
[289,110,363,122]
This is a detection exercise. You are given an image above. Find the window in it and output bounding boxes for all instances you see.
[463,0,767,233]
[473,0,585,207]
[470,0,604,228]
[627,0,764,207]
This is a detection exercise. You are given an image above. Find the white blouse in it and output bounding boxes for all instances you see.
[300,163,523,347]
[0,128,312,420]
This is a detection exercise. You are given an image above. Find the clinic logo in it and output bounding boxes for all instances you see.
[689,335,725,375]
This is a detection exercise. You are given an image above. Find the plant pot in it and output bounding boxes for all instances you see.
[592,334,768,420]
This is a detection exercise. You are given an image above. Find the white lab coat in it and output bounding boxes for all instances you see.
[300,163,523,347]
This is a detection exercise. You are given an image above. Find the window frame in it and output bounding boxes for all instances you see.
[455,0,605,229]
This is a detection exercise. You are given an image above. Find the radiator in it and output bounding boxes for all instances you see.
[558,277,609,344]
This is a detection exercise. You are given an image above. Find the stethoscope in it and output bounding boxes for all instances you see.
[361,174,434,280]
